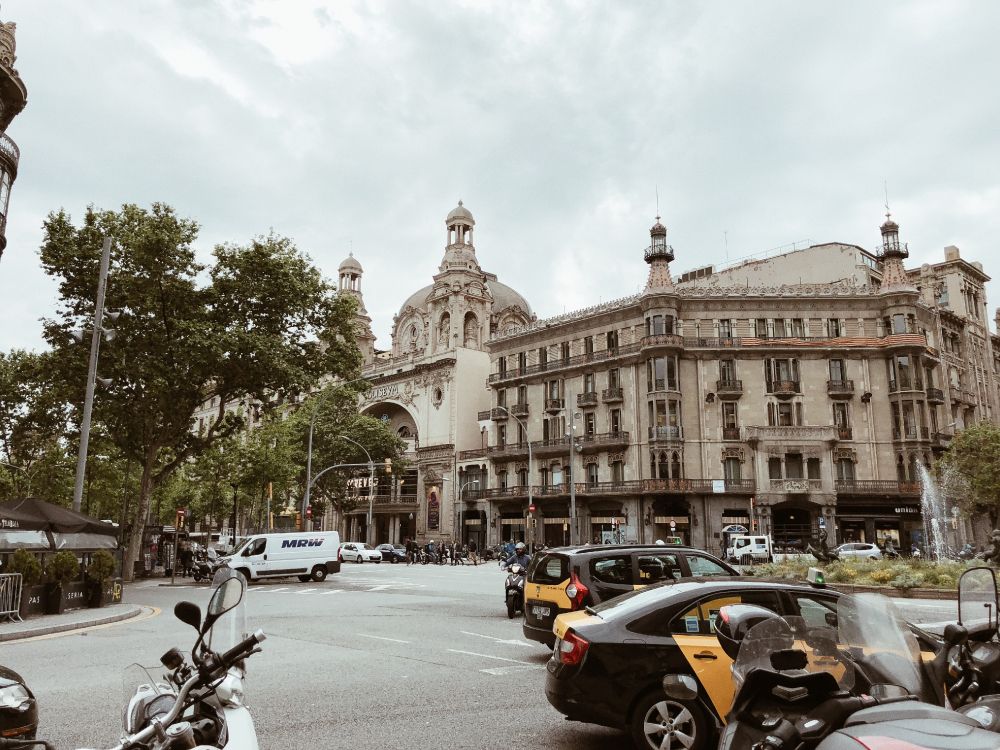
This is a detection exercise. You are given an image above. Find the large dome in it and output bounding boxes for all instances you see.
[396,278,533,319]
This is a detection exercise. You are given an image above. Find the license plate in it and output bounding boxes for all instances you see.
[532,605,551,618]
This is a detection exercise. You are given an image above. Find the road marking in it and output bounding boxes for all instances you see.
[295,588,317,595]
[460,630,534,648]
[321,590,344,595]
[260,587,288,593]
[447,649,536,665]
[481,664,544,675]
[357,633,411,644]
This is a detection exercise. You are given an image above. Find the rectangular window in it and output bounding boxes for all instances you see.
[794,402,804,426]
[833,402,849,428]
[786,453,804,479]
[829,359,846,382]
[807,458,821,480]
[611,461,624,483]
[666,356,678,390]
[828,318,842,337]
[719,359,736,383]
[724,457,742,481]
[585,412,597,436]
[498,470,508,489]
[755,318,769,338]
[610,408,622,433]
[547,380,560,400]
[609,368,620,388]
[517,468,528,486]
[561,341,570,361]
[836,459,855,481]
[719,319,732,339]
[497,389,507,408]
[518,351,527,370]
[768,457,783,479]
[497,424,507,447]
[584,372,596,393]
[540,467,549,488]
[778,403,793,426]
[498,357,507,377]
[584,336,594,355]
[789,318,804,337]
[586,462,599,485]
[722,402,738,429]
[538,347,548,368]
[668,400,681,427]
[606,330,619,352]
[774,319,787,338]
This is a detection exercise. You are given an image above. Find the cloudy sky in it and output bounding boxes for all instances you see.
[1,0,998,352]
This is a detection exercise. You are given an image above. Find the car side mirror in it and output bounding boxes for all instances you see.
[662,674,698,701]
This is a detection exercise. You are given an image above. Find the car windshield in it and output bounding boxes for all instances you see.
[362,544,374,550]
[229,537,252,556]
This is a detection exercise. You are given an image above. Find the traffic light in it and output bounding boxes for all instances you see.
[306,504,313,519]
[175,508,186,530]
[384,458,392,474]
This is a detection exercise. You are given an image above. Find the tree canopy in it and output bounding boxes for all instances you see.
[939,422,1000,527]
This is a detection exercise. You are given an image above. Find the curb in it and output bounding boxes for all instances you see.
[827,583,958,601]
[0,604,146,642]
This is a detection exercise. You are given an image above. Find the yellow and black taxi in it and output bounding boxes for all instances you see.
[523,544,739,648]
[545,576,920,750]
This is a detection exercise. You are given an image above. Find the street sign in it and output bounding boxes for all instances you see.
[670,520,676,530]
[818,516,826,529]
[528,504,536,513]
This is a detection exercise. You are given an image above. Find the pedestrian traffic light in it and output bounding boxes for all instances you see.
[306,504,313,519]
[384,458,392,474]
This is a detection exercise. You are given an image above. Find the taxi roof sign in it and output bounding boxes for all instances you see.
[806,567,826,587]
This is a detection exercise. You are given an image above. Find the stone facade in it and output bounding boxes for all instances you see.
[0,12,27,259]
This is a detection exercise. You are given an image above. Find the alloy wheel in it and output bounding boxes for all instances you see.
[642,700,697,750]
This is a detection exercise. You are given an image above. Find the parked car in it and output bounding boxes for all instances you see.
[377,543,407,563]
[545,576,939,750]
[834,541,882,560]
[523,544,738,647]
[340,542,383,563]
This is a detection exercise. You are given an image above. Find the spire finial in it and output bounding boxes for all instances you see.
[458,199,463,207]
[884,180,891,222]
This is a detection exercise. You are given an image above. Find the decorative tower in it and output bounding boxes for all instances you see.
[0,14,27,260]
[877,212,916,292]
[643,216,675,292]
[338,253,376,365]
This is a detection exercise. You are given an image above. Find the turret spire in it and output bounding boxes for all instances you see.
[643,215,675,292]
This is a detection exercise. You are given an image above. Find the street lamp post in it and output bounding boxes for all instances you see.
[72,236,115,513]
[340,435,375,545]
[456,479,480,543]
[302,378,371,529]
[492,406,532,543]
[565,404,582,546]
[229,483,239,550]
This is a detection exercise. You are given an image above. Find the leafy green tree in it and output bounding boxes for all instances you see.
[939,422,1000,527]
[40,204,362,579]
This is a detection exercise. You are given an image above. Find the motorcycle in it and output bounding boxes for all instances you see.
[504,563,525,619]
[687,588,1000,750]
[192,548,222,583]
[11,567,265,750]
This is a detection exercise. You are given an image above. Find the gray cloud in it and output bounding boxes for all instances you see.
[1,0,998,353]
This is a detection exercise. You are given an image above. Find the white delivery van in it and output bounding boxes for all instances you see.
[218,531,341,582]
[727,535,773,564]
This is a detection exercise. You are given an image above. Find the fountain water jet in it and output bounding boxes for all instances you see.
[917,463,948,562]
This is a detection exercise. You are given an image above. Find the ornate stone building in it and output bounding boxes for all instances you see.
[476,211,997,553]
[0,13,28,259]
[342,202,535,546]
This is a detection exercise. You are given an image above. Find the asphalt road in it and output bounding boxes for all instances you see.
[4,563,959,750]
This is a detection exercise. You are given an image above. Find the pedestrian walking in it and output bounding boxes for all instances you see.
[469,540,479,565]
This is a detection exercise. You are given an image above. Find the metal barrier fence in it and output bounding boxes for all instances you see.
[0,573,23,622]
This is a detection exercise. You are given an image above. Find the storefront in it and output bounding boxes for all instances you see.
[590,513,627,545]
[648,498,691,545]
[835,501,922,550]
[499,512,527,544]
[460,509,487,549]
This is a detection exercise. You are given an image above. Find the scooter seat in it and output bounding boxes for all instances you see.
[845,701,982,728]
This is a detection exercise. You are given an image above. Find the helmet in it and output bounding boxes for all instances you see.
[515,542,526,552]
[655,539,665,545]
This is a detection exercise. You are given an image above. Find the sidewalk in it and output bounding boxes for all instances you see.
[0,602,146,642]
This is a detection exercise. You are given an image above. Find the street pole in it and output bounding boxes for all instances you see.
[73,236,112,512]
[497,406,532,546]
[340,436,374,545]
[565,399,580,546]
[456,480,480,545]
[230,483,238,550]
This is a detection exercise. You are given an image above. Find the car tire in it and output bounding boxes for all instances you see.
[298,574,311,582]
[311,565,328,582]
[356,556,363,564]
[629,689,708,750]
[375,559,381,564]
[391,557,397,564]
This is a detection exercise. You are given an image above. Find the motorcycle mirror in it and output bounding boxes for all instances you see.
[662,674,698,701]
[958,567,999,634]
[202,576,245,634]
[944,622,969,647]
[174,601,202,632]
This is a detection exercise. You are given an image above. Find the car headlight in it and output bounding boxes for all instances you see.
[0,684,31,712]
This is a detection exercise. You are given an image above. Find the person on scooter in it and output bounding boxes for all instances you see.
[502,541,531,570]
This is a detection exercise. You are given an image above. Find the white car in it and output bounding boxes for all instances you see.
[834,542,883,560]
[340,542,383,563]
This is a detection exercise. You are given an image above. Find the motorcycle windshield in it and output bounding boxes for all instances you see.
[121,663,176,735]
[206,566,249,654]
[731,615,855,692]
[837,593,924,696]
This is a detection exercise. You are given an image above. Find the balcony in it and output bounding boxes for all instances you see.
[685,337,744,349]
[640,333,684,350]
[649,425,683,443]
[531,436,573,456]
[602,387,624,403]
[483,486,530,500]
[837,427,853,440]
[892,427,927,442]
[576,480,643,496]
[925,387,945,404]
[457,448,487,460]
[722,427,741,441]
[827,380,855,398]
[486,342,642,383]
[932,432,953,448]
[769,479,823,493]
[486,442,530,459]
[476,410,491,421]
[490,407,509,420]
[576,392,599,408]
[835,479,921,497]
[641,478,755,495]
[767,380,800,398]
[509,402,529,419]
[716,380,743,400]
[888,378,923,393]
[578,430,630,453]
[544,398,565,413]
[745,426,838,444]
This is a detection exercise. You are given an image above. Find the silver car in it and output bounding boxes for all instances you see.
[834,542,883,560]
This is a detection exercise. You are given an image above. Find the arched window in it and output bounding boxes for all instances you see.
[907,455,919,482]
[438,313,451,348]
[896,454,906,482]
[397,426,411,438]
[671,452,681,479]
[658,451,669,480]
[463,312,479,348]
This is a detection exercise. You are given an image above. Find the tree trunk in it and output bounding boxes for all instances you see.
[123,455,157,582]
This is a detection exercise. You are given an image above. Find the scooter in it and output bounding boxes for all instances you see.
[192,547,222,582]
[691,586,1000,750]
[504,563,525,619]
[13,567,265,750]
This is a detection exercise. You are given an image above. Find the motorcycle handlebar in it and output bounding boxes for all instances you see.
[219,629,267,668]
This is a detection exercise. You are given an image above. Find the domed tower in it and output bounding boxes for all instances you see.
[338,253,375,365]
[877,212,916,292]
[0,14,27,260]
[643,216,675,292]
[440,200,480,273]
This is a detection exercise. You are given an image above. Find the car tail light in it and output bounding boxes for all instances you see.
[565,570,589,610]
[557,629,590,666]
